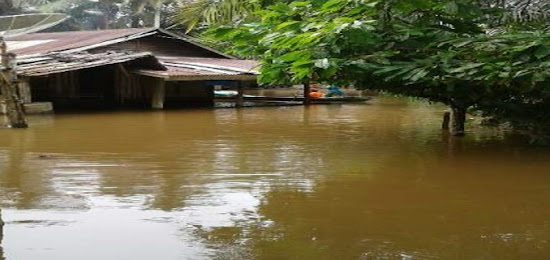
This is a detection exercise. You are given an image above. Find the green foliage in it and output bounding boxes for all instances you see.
[171,0,295,32]
[172,0,261,32]
[210,0,486,83]
[207,0,550,135]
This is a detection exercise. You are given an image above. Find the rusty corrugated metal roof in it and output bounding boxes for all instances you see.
[7,28,156,55]
[6,28,235,59]
[134,57,259,81]
[158,57,259,73]
[13,51,164,76]
[5,28,257,80]
[134,70,257,81]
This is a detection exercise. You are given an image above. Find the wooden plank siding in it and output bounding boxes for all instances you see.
[29,65,152,109]
[28,65,216,109]
[114,65,151,106]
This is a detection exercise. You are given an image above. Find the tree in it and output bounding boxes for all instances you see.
[36,0,181,30]
[172,0,260,32]
[172,0,289,32]
[0,0,51,15]
[207,0,482,134]
[207,0,550,137]
[130,0,180,28]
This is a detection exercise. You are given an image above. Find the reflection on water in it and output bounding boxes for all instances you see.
[0,98,550,259]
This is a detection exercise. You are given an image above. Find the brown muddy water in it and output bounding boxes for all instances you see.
[1,97,550,259]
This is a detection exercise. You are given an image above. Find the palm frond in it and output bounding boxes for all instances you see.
[172,0,258,32]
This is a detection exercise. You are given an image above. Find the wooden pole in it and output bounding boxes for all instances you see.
[303,82,311,106]
[0,37,27,128]
[442,111,451,130]
[18,77,31,104]
[451,106,466,136]
[236,81,244,108]
[151,78,165,109]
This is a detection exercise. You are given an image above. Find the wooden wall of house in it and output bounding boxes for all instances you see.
[29,65,153,109]
[27,65,217,110]
[92,35,226,58]
[30,71,78,104]
[114,65,151,107]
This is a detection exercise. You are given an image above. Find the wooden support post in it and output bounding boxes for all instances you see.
[151,78,165,109]
[236,81,244,108]
[303,82,311,106]
[18,78,31,104]
[451,106,466,136]
[0,37,27,128]
[442,111,451,130]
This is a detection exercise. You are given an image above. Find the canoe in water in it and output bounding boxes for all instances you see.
[308,96,371,104]
[215,95,371,104]
[214,90,238,97]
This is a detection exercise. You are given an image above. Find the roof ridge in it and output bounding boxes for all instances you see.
[16,27,156,36]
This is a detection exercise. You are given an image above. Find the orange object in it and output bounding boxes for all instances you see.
[308,91,324,98]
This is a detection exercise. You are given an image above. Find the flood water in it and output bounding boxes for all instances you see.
[1,97,550,259]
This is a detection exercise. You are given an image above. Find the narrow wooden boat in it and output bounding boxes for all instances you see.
[215,94,371,104]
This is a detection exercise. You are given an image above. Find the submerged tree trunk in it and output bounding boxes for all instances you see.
[451,105,466,136]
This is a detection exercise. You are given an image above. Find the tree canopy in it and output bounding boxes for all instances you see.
[1,0,181,30]
[204,0,550,137]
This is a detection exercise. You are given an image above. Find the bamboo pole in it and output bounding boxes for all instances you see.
[0,37,27,128]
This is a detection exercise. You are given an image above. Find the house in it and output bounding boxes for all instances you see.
[5,28,259,112]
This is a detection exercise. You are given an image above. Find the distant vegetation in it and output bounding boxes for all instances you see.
[0,0,181,30]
